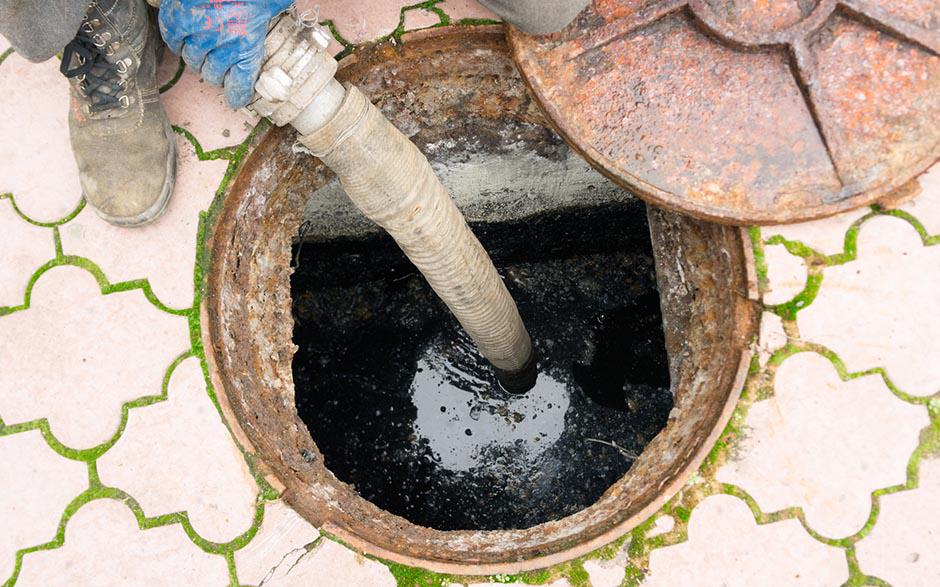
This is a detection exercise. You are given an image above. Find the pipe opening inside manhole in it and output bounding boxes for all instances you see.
[292,200,671,531]
[205,28,759,573]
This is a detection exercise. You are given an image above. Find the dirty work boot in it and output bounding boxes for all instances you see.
[60,0,176,227]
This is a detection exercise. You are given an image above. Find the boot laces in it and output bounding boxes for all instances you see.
[60,18,131,112]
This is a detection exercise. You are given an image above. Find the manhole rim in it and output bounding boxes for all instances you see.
[201,26,760,575]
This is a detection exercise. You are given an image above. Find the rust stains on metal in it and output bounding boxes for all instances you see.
[509,0,940,224]
[203,27,758,574]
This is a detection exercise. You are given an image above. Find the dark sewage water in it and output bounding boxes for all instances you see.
[290,200,673,531]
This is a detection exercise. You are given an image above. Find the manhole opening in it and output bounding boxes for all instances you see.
[291,200,672,531]
[204,28,759,574]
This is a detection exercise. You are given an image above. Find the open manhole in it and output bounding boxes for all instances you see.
[203,27,759,574]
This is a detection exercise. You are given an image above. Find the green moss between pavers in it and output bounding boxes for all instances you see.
[159,56,185,94]
[1,193,86,228]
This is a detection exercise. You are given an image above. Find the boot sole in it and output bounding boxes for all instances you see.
[92,118,177,228]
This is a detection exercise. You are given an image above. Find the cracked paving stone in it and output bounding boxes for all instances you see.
[59,136,227,310]
[0,199,54,308]
[161,64,256,153]
[305,0,404,44]
[234,500,319,587]
[403,8,442,31]
[97,356,259,544]
[647,514,676,538]
[0,430,87,582]
[257,538,396,587]
[856,457,940,586]
[762,243,806,306]
[583,543,631,587]
[764,211,865,258]
[717,352,928,538]
[643,495,848,586]
[799,216,940,396]
[0,265,189,449]
[900,161,940,238]
[0,53,82,224]
[438,0,499,22]
[15,499,228,585]
[758,311,787,367]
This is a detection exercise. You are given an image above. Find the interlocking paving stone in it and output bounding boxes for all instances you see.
[161,66,256,153]
[403,8,443,31]
[234,500,319,587]
[0,200,54,308]
[763,211,863,256]
[97,356,259,544]
[646,514,676,539]
[762,243,807,306]
[799,216,940,396]
[259,538,396,587]
[0,265,189,449]
[0,430,87,582]
[583,544,631,587]
[757,311,787,367]
[59,137,228,310]
[900,162,940,237]
[438,0,499,22]
[309,0,404,44]
[856,458,940,586]
[0,53,82,223]
[643,495,848,586]
[15,499,229,585]
[717,352,928,538]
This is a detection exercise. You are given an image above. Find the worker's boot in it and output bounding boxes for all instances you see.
[60,0,176,227]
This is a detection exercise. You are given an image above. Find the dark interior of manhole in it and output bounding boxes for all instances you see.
[290,199,672,531]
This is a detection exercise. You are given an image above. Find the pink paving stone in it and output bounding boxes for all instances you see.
[0,265,190,450]
[900,161,940,237]
[799,216,940,396]
[764,210,865,257]
[59,135,228,310]
[438,0,500,22]
[0,198,54,308]
[0,430,87,582]
[160,63,256,153]
[15,499,229,585]
[404,8,443,31]
[583,543,631,587]
[646,514,676,538]
[307,0,405,45]
[856,457,940,586]
[643,495,848,586]
[234,500,319,586]
[97,356,259,545]
[717,352,928,538]
[0,53,82,223]
[0,33,10,53]
[763,243,806,306]
[757,311,787,367]
[264,538,396,587]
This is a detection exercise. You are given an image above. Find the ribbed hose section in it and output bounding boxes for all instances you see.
[299,85,536,392]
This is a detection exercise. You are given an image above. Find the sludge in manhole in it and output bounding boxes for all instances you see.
[290,200,672,531]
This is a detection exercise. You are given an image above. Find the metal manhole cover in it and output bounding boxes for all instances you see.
[509,0,940,224]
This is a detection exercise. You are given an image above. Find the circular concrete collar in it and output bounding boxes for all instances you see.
[202,27,759,574]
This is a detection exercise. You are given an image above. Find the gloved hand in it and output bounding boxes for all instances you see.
[158,0,294,108]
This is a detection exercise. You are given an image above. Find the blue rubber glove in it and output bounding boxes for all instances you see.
[159,0,293,108]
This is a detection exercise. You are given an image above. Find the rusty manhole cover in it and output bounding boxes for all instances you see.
[509,0,940,224]
[204,28,759,573]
